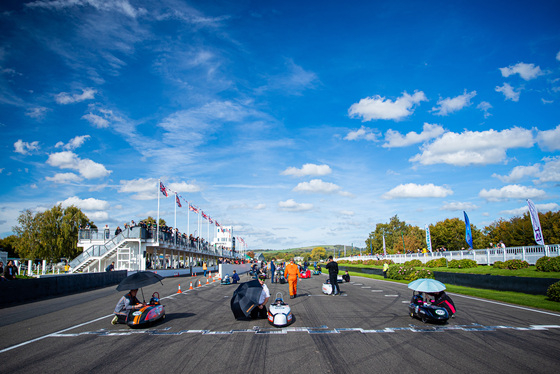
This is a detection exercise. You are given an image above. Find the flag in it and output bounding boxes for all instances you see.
[209,217,213,224]
[160,182,168,197]
[189,204,199,214]
[527,199,545,245]
[425,225,432,252]
[464,211,473,249]
[382,235,386,257]
[176,194,182,208]
[201,211,208,220]
[215,220,220,227]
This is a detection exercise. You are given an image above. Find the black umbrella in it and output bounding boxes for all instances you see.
[230,279,263,319]
[116,271,164,291]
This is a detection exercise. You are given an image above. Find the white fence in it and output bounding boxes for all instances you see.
[336,244,560,265]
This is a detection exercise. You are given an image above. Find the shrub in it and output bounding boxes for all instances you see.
[448,259,478,269]
[404,259,423,267]
[386,265,415,280]
[426,258,447,268]
[409,268,435,281]
[536,256,560,272]
[493,261,507,269]
[547,281,560,302]
[505,259,529,270]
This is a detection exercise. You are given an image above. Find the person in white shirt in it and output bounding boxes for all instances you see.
[251,274,270,319]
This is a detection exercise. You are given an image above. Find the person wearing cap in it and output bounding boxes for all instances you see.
[251,274,270,319]
[284,258,300,299]
[112,289,145,325]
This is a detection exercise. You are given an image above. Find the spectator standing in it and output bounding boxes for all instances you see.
[251,274,270,319]
[326,256,340,295]
[231,270,240,284]
[3,260,18,280]
[270,260,276,283]
[203,262,208,277]
[383,262,389,278]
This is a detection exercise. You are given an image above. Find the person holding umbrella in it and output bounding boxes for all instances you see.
[251,274,270,319]
[112,289,145,324]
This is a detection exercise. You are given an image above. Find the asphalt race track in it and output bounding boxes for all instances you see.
[1,273,560,373]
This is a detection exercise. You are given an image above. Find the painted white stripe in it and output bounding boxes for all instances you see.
[450,293,560,317]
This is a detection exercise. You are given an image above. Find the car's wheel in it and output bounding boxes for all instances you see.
[421,316,428,323]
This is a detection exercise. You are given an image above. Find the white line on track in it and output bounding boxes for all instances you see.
[0,282,217,354]
[450,293,560,317]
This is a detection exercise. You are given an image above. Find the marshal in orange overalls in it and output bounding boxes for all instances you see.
[284,261,300,297]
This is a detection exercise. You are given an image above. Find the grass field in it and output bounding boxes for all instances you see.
[344,268,560,313]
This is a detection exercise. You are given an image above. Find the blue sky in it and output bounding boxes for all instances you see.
[1,0,559,250]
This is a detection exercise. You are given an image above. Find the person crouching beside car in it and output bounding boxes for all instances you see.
[251,274,270,319]
[112,289,145,325]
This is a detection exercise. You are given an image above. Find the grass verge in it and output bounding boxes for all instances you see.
[345,271,560,313]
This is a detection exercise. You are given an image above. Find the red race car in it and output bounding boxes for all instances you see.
[300,269,311,278]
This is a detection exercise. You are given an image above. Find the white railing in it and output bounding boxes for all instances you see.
[336,244,560,265]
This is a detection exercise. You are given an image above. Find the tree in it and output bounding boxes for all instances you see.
[367,215,408,255]
[393,225,424,253]
[430,218,485,251]
[0,235,19,258]
[311,246,327,261]
[12,205,92,261]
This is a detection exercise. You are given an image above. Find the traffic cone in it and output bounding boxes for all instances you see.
[197,280,202,287]
[206,277,209,284]
[189,282,193,290]
[177,284,182,293]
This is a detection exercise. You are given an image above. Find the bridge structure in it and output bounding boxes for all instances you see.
[70,226,243,273]
[336,244,560,265]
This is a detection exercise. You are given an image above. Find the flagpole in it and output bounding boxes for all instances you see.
[157,179,160,245]
[174,193,177,246]
[187,202,190,238]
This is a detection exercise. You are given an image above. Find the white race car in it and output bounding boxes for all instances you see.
[321,277,345,294]
[267,293,294,327]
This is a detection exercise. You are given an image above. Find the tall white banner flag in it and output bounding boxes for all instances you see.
[425,225,432,252]
[382,235,386,257]
[527,199,545,245]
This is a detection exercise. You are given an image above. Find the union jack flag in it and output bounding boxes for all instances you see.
[176,194,182,207]
[189,204,199,214]
[160,182,168,197]
[201,211,208,220]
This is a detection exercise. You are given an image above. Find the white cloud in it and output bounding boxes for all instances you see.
[495,83,521,101]
[499,62,544,81]
[431,90,476,116]
[46,151,111,179]
[293,179,341,194]
[479,184,546,202]
[168,181,202,194]
[477,101,492,118]
[492,164,540,183]
[84,210,110,222]
[55,135,91,150]
[383,123,445,148]
[501,203,559,216]
[281,163,332,177]
[14,139,39,155]
[26,0,146,18]
[536,124,560,151]
[440,202,479,211]
[278,199,313,212]
[382,183,453,199]
[348,91,427,121]
[82,113,109,128]
[410,127,534,166]
[55,88,96,104]
[46,172,83,183]
[25,106,49,119]
[254,203,266,210]
[340,210,354,216]
[344,126,378,141]
[58,196,110,211]
[536,157,560,183]
[557,51,560,61]
[119,178,158,200]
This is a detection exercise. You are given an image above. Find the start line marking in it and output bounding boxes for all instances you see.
[48,324,560,337]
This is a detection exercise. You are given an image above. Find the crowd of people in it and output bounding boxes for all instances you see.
[0,260,18,281]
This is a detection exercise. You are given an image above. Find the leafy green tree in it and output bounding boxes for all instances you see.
[0,235,19,258]
[430,217,485,251]
[393,225,424,253]
[367,215,408,254]
[12,205,92,261]
[311,246,327,261]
